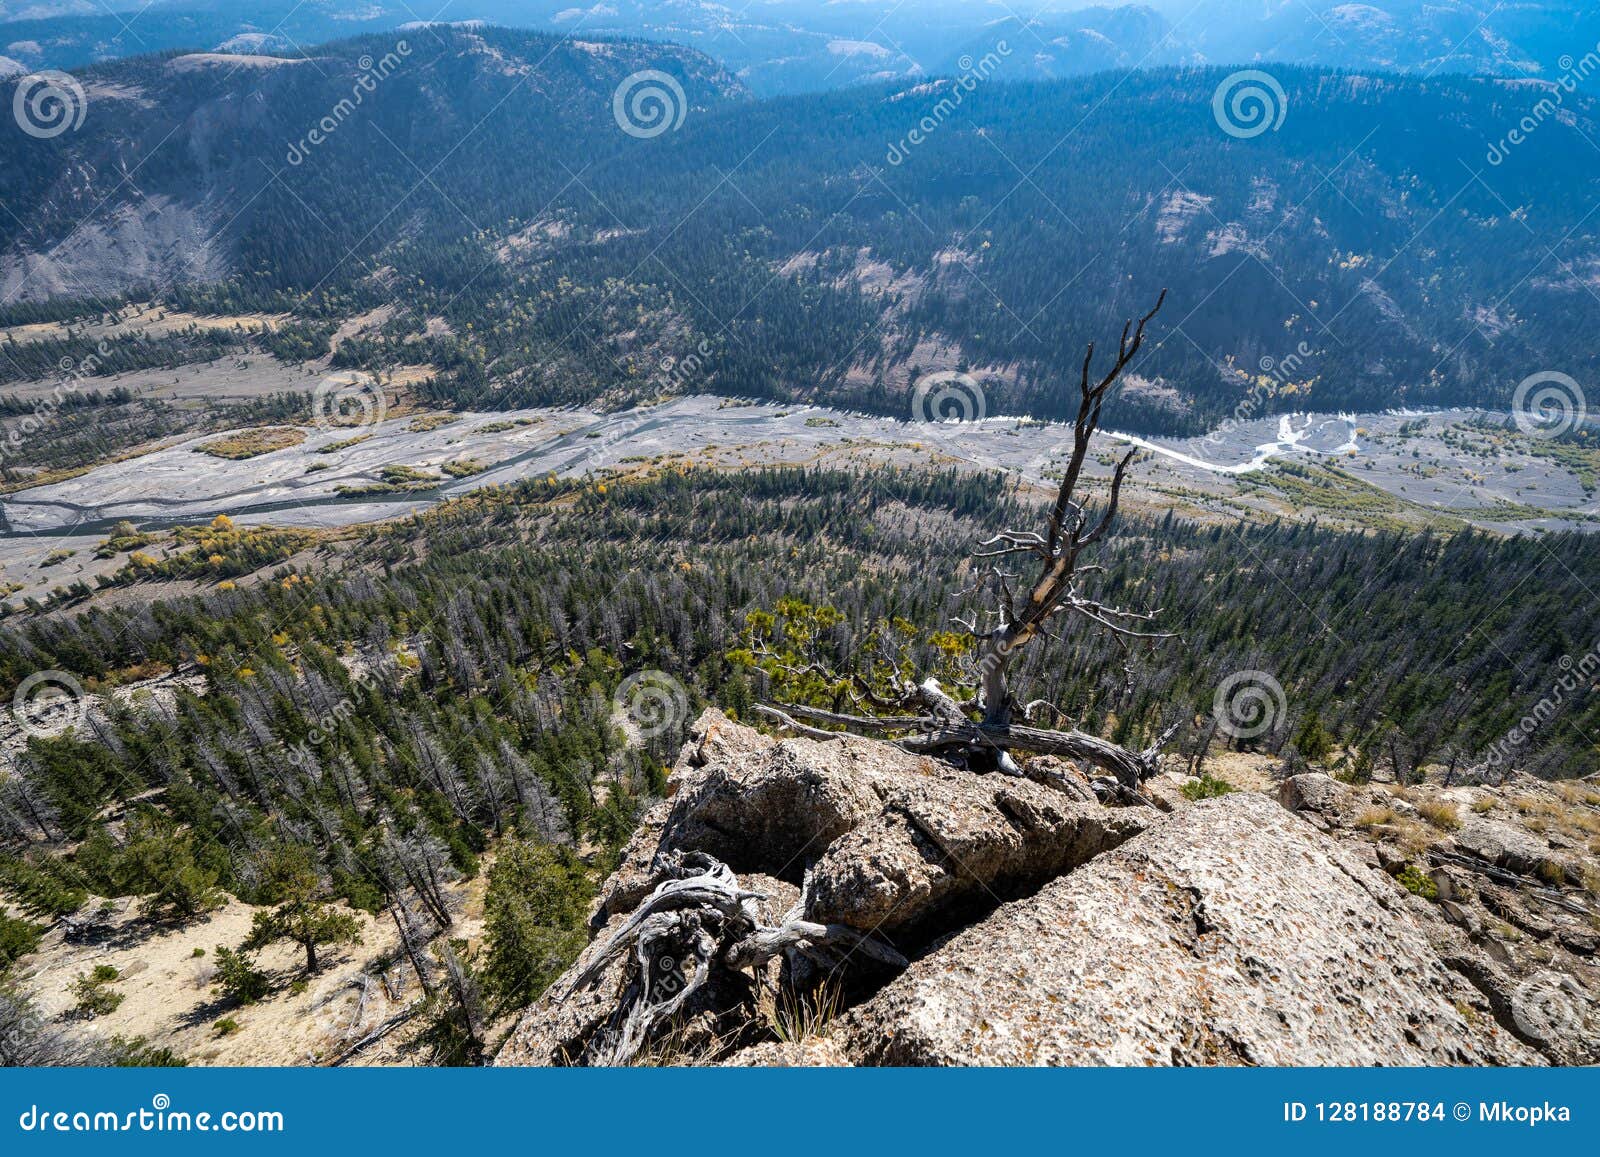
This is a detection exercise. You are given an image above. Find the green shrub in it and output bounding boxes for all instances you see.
[117,810,225,920]
[1397,863,1439,901]
[0,854,87,919]
[0,913,43,975]
[70,966,125,1016]
[211,946,270,1005]
[1293,708,1335,762]
[242,847,362,974]
[483,840,594,1013]
[1181,773,1235,801]
[108,1036,188,1067]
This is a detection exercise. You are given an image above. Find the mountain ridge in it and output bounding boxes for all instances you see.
[3,26,1597,431]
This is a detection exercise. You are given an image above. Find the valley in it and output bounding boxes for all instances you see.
[1,391,1595,613]
[5,29,1599,435]
[0,12,1597,1076]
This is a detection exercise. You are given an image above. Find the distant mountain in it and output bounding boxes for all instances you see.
[934,1,1600,84]
[2,26,1597,432]
[3,0,1597,93]
[0,27,744,296]
[946,7,1180,80]
[1152,0,1599,79]
[0,1,398,74]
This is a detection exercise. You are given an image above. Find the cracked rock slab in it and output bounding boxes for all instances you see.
[805,775,1151,934]
[1453,817,1558,877]
[842,793,1541,1066]
[598,709,1145,941]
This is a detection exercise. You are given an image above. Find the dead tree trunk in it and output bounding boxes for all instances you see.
[758,291,1177,797]
[963,291,1171,736]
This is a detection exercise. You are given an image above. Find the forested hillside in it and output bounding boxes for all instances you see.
[0,462,1595,1058]
[3,466,1595,857]
[4,27,1597,431]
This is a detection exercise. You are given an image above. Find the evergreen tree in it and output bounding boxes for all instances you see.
[243,848,363,974]
[482,839,592,1013]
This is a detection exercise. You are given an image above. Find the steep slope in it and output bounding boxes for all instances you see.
[0,26,744,297]
[3,30,1598,430]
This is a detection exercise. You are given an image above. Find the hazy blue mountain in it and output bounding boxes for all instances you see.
[4,0,1597,93]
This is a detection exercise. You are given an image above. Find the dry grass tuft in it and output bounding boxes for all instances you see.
[765,982,843,1045]
[1415,798,1461,831]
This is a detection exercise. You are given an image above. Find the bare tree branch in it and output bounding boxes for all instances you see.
[757,290,1177,791]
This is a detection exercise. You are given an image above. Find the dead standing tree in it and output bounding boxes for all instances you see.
[754,291,1178,798]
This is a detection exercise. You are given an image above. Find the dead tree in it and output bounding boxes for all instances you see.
[754,291,1177,797]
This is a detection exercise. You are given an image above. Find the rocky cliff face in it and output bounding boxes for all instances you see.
[497,710,1598,1066]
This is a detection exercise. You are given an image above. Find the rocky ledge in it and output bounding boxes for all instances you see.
[497,710,1599,1066]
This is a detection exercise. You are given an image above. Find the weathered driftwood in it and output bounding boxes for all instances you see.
[324,1006,420,1067]
[1427,848,1590,916]
[755,702,1176,792]
[560,851,905,1066]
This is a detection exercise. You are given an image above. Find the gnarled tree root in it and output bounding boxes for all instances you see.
[561,851,906,1066]
[755,702,1176,801]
